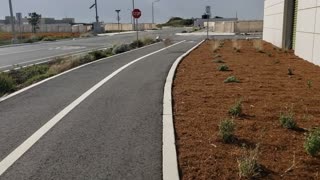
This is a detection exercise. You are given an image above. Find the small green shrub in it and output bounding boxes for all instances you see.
[279,111,297,129]
[213,54,222,58]
[307,80,313,89]
[274,59,280,64]
[129,40,144,48]
[234,48,241,53]
[42,37,57,41]
[224,76,240,83]
[288,68,294,75]
[78,54,95,64]
[229,100,242,117]
[217,65,229,71]
[305,128,320,156]
[142,37,155,45]
[267,52,273,57]
[9,65,49,84]
[238,145,260,178]
[218,119,236,143]
[89,50,107,60]
[23,73,52,86]
[113,44,131,54]
[213,59,225,63]
[0,73,16,96]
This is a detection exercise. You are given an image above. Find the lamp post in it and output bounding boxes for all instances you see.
[90,0,100,34]
[8,0,17,43]
[152,0,160,24]
[115,10,121,33]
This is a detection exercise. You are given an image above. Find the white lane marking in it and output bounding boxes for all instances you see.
[0,40,185,176]
[48,46,86,51]
[0,42,160,103]
[0,47,49,56]
[162,40,204,180]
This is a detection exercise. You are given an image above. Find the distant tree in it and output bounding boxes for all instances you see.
[28,12,41,33]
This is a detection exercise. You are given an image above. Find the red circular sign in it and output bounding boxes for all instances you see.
[132,9,142,19]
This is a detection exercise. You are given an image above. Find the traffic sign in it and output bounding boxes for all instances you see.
[132,9,142,19]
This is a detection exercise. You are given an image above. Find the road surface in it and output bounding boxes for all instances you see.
[0,28,186,71]
[0,36,202,179]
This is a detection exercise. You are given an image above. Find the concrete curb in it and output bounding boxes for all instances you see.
[162,39,205,180]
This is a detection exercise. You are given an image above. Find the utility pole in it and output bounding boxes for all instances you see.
[115,10,121,33]
[8,0,17,43]
[132,0,135,31]
[152,0,160,24]
[95,0,99,25]
[90,0,100,34]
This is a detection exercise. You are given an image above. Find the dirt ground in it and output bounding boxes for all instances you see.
[173,40,320,179]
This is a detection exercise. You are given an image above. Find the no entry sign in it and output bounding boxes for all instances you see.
[132,9,142,19]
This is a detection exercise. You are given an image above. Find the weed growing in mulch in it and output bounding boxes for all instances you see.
[218,119,236,143]
[304,128,320,156]
[224,76,240,83]
[229,100,242,117]
[218,65,229,71]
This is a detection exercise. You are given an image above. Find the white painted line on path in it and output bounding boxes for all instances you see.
[162,39,205,180]
[0,40,185,176]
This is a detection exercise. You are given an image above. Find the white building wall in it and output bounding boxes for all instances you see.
[295,0,320,65]
[263,0,285,47]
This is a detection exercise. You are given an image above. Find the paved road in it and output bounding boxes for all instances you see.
[0,28,186,71]
[0,37,202,179]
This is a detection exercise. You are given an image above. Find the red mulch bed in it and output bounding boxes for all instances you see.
[173,40,320,179]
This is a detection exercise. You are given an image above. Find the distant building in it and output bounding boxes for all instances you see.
[1,14,75,25]
[40,18,75,24]
[194,17,238,28]
[4,16,15,24]
[263,0,320,65]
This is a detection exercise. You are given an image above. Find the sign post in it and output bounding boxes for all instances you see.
[132,9,142,43]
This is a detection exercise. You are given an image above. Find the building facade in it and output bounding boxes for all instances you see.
[263,0,320,65]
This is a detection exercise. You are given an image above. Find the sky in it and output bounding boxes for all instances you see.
[0,0,264,23]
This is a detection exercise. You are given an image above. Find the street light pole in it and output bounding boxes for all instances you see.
[8,0,17,43]
[115,10,121,33]
[152,0,160,24]
[95,0,99,25]
[132,0,135,31]
[90,0,100,34]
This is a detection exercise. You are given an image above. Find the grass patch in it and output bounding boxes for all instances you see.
[253,40,264,53]
[8,65,49,85]
[217,65,229,71]
[224,76,240,83]
[307,80,313,89]
[238,145,260,178]
[218,119,236,143]
[142,37,156,45]
[279,110,297,129]
[213,59,225,63]
[305,128,320,156]
[229,100,242,117]
[0,73,16,96]
[232,40,241,53]
[288,68,294,75]
[211,40,221,53]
